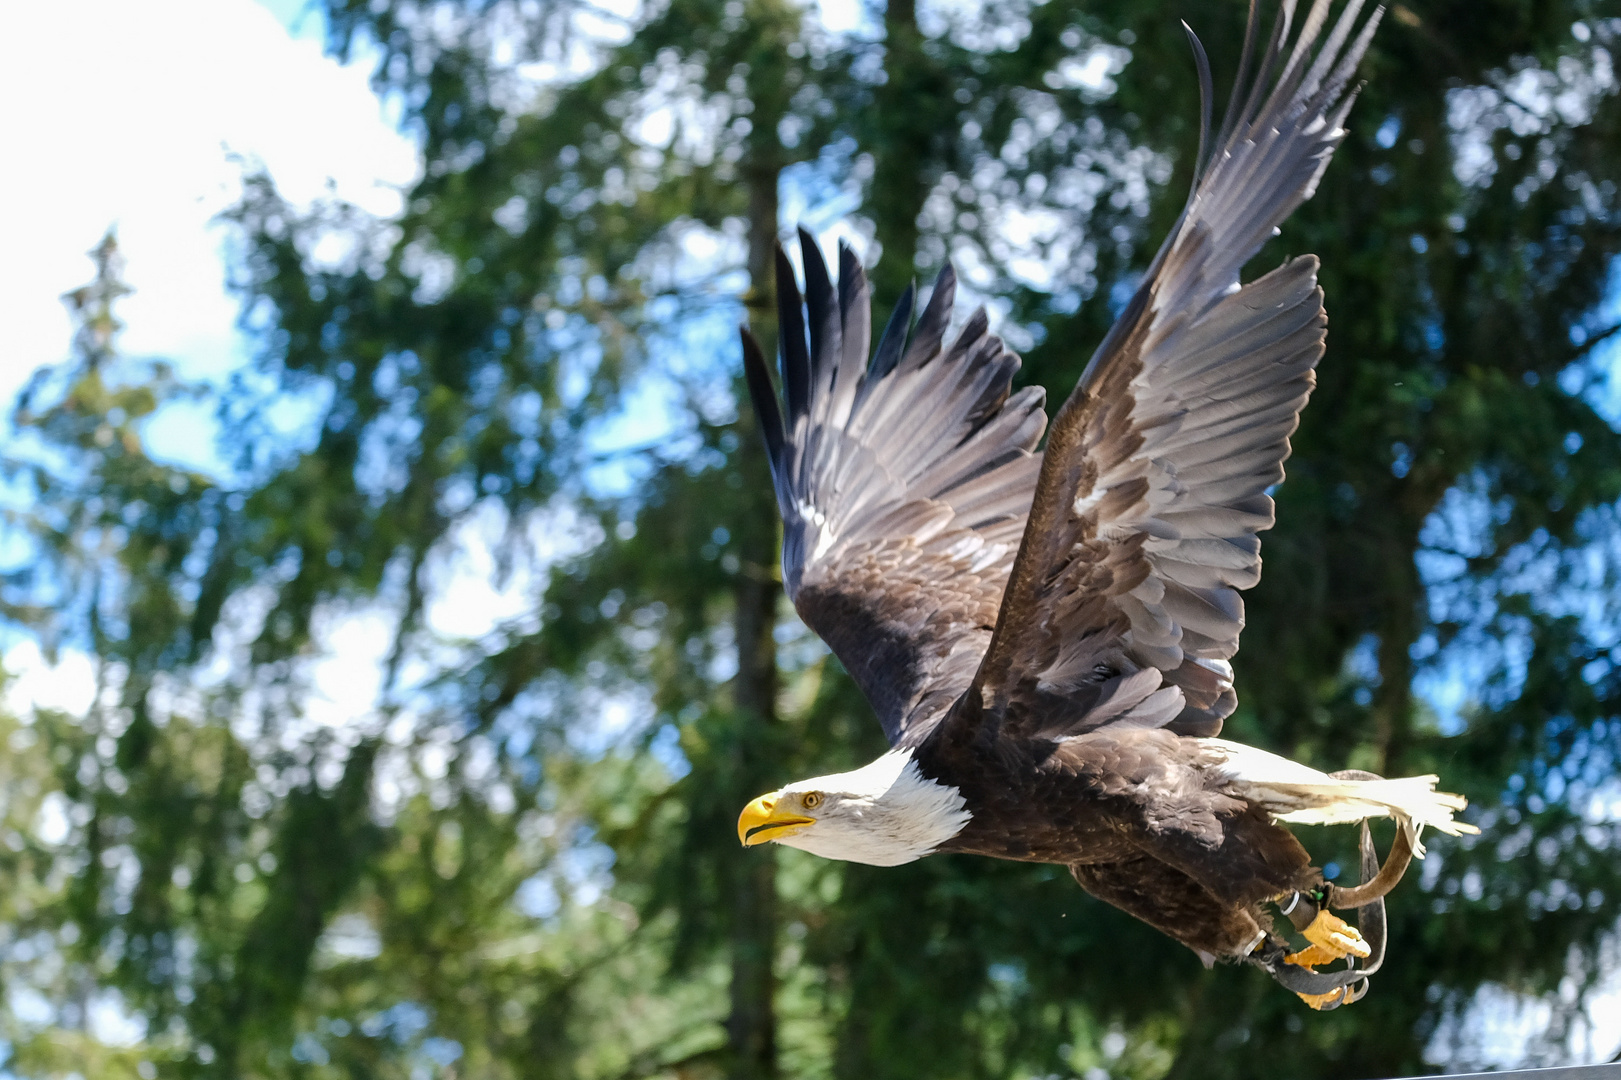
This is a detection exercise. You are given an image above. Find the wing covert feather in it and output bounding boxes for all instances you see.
[743,231,1046,744]
[968,0,1379,741]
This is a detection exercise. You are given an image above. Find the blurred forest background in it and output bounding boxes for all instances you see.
[2,0,1621,1077]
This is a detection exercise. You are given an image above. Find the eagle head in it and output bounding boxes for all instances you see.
[736,749,971,867]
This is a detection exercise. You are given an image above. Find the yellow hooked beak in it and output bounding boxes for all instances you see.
[737,792,815,847]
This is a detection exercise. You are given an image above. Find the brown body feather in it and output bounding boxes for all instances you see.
[921,701,1317,958]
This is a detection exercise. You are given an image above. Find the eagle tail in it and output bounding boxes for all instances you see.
[1201,739,1479,857]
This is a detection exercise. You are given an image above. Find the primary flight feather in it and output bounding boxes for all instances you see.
[736,0,1475,1010]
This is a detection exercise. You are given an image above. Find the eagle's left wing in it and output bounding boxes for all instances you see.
[743,233,1046,745]
[969,0,1381,740]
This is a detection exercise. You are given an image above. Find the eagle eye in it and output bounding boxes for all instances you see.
[802,792,823,810]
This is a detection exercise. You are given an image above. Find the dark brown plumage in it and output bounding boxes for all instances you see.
[736,0,1475,1010]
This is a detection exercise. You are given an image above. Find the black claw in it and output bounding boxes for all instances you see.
[1353,821,1387,977]
[1269,957,1368,995]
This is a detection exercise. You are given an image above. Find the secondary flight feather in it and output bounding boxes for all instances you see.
[736,0,1476,1010]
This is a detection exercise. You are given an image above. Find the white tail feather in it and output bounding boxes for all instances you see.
[1200,738,1479,857]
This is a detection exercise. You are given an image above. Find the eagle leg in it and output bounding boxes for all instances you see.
[1274,889,1368,961]
[1267,821,1390,1009]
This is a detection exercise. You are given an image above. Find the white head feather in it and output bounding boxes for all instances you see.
[770,749,971,867]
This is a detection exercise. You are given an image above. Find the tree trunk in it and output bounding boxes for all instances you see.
[727,59,784,1080]
[727,552,779,1080]
[868,0,935,308]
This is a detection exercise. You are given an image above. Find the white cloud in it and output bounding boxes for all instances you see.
[423,499,600,639]
[816,0,866,34]
[0,0,417,411]
[303,605,395,729]
[86,988,148,1047]
[7,983,55,1027]
[33,791,72,848]
[2,640,97,718]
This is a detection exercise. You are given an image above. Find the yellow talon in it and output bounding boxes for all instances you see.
[1283,911,1369,1010]
[1284,943,1343,969]
[1295,987,1348,1011]
[1300,910,1370,960]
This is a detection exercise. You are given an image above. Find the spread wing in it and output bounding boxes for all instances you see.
[742,231,1046,745]
[970,0,1382,740]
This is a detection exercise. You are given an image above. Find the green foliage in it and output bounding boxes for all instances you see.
[5,1,1621,1078]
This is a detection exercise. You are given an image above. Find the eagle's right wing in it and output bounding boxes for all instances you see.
[969,0,1381,740]
[742,233,1046,745]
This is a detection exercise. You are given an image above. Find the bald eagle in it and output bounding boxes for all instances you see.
[736,0,1476,1010]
